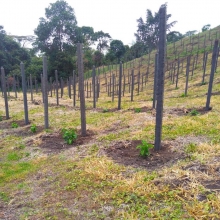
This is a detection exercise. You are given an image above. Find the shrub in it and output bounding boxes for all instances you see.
[30,124,37,133]
[11,122,19,128]
[136,140,153,157]
[190,109,199,116]
[134,108,141,113]
[61,128,77,145]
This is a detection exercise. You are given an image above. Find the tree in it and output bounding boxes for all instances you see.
[94,31,111,52]
[93,50,104,66]
[10,35,36,48]
[185,30,197,37]
[109,40,125,62]
[0,26,30,76]
[202,24,211,32]
[167,31,183,43]
[34,0,78,77]
[134,4,177,51]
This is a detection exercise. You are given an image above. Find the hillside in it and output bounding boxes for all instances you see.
[0,26,220,219]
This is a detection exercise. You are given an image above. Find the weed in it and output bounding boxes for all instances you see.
[190,109,199,116]
[103,108,109,113]
[11,122,19,128]
[18,144,26,150]
[7,152,22,161]
[185,143,197,154]
[0,115,2,121]
[61,128,77,145]
[180,93,187,98]
[201,82,207,86]
[134,108,141,113]
[30,124,37,133]
[136,140,153,157]
[0,192,9,202]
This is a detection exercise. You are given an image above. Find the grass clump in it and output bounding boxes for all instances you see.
[61,128,77,145]
[7,152,22,161]
[185,143,197,154]
[136,140,153,157]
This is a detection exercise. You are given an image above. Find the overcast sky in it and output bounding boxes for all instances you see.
[0,0,219,46]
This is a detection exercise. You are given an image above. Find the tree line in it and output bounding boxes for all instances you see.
[0,0,211,81]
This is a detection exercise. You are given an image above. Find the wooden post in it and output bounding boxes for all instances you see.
[1,67,9,119]
[185,56,191,96]
[154,5,166,151]
[118,62,122,110]
[77,43,86,136]
[20,62,29,125]
[43,56,49,129]
[55,70,59,105]
[92,66,96,108]
[206,40,219,110]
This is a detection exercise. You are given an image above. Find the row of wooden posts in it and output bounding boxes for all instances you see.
[0,8,219,150]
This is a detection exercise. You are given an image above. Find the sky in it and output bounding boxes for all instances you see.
[0,0,219,46]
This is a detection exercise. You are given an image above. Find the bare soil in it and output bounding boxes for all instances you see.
[104,140,187,169]
[27,129,96,154]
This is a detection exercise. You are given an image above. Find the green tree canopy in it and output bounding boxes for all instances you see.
[134,4,177,51]
[202,24,211,32]
[34,0,78,77]
[0,26,30,76]
[167,31,183,43]
[109,40,125,62]
[94,31,111,52]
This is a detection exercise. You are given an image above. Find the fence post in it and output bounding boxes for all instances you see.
[92,66,96,108]
[206,40,219,110]
[55,70,59,105]
[154,5,166,151]
[20,62,29,125]
[77,43,86,136]
[1,67,9,119]
[43,56,49,129]
[118,61,122,110]
[153,53,158,108]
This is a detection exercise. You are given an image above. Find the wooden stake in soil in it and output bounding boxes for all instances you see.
[92,66,96,108]
[118,61,122,110]
[206,40,219,110]
[30,74,33,102]
[55,70,59,106]
[43,56,49,129]
[153,53,158,109]
[1,67,9,119]
[185,56,191,96]
[20,62,29,125]
[72,70,76,107]
[154,5,166,151]
[77,43,86,136]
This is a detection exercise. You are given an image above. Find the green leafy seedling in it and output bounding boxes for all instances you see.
[180,93,187,98]
[11,122,19,128]
[103,108,109,113]
[136,140,153,157]
[190,109,199,116]
[134,108,141,113]
[62,128,77,145]
[30,124,37,133]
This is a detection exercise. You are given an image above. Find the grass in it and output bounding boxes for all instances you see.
[0,27,220,219]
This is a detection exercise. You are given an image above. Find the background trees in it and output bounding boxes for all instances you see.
[34,0,78,77]
[0,26,30,76]
[134,4,177,52]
